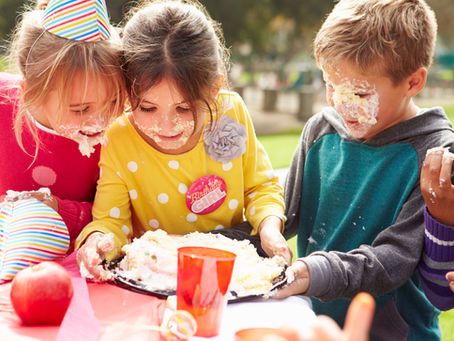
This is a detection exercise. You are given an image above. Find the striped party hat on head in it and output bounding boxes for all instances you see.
[42,0,111,42]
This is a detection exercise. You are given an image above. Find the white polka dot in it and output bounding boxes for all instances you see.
[262,181,272,186]
[149,219,159,229]
[215,225,224,230]
[116,171,122,178]
[222,162,233,171]
[99,167,103,178]
[248,192,257,199]
[110,207,120,218]
[129,189,138,200]
[178,183,188,194]
[158,193,169,204]
[127,161,138,172]
[168,160,179,170]
[118,117,126,126]
[229,199,239,210]
[266,170,275,180]
[186,213,197,223]
[121,225,130,235]
[250,206,256,215]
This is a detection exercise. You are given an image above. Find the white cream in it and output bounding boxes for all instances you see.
[133,115,194,150]
[115,230,286,298]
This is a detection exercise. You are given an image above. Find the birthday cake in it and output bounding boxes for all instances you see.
[111,230,286,299]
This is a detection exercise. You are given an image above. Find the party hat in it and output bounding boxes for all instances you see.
[42,0,111,42]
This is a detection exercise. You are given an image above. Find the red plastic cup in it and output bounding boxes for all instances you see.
[177,246,236,337]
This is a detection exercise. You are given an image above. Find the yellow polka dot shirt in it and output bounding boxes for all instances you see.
[75,91,285,259]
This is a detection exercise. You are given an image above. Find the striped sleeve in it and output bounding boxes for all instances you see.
[419,206,454,311]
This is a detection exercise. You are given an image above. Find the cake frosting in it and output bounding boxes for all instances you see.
[113,230,286,298]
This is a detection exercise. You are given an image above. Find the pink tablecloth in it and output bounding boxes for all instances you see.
[0,253,167,341]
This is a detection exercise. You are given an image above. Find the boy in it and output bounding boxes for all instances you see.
[273,0,454,339]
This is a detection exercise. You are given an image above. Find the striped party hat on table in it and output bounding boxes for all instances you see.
[0,199,70,283]
[42,0,111,41]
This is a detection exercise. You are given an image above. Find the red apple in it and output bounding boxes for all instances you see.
[10,261,74,325]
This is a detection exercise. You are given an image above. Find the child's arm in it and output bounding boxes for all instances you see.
[418,206,454,310]
[75,144,133,279]
[54,197,93,241]
[277,196,424,301]
[418,148,454,310]
[236,93,291,262]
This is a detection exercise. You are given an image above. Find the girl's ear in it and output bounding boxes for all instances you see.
[211,74,224,98]
[406,67,427,98]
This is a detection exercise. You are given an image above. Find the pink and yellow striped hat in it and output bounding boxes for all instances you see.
[42,0,111,42]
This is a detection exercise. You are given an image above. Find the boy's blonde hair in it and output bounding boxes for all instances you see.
[314,0,437,84]
[7,3,126,157]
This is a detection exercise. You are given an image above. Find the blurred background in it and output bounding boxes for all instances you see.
[0,1,453,338]
[0,0,453,117]
[0,0,454,130]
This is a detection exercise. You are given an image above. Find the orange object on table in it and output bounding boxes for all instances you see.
[177,246,236,338]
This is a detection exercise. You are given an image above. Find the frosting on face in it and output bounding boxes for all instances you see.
[56,120,108,157]
[323,64,380,138]
[133,114,195,151]
[131,78,202,153]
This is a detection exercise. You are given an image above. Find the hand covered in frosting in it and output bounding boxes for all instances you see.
[76,232,115,282]
[421,147,454,226]
[3,188,58,212]
[271,259,310,299]
[258,215,292,265]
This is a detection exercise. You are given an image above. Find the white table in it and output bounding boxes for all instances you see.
[192,295,315,340]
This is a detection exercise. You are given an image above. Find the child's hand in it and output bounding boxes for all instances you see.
[421,148,454,226]
[271,259,310,299]
[76,232,115,282]
[258,216,293,264]
[275,292,375,341]
[447,271,454,293]
[4,188,59,212]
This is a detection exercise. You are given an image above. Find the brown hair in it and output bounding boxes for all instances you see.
[121,0,230,126]
[7,2,126,157]
[313,0,437,84]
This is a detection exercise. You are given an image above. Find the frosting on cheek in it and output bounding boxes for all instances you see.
[56,120,108,157]
[134,115,195,150]
[331,83,379,126]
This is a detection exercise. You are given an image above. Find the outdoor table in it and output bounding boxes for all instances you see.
[0,253,315,340]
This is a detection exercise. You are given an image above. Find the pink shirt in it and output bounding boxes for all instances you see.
[0,72,100,242]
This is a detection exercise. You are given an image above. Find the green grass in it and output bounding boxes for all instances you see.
[257,103,454,340]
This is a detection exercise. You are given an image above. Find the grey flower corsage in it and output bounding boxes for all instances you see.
[204,115,247,163]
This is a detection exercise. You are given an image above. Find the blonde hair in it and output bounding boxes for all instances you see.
[122,0,230,127]
[313,0,437,84]
[7,3,126,157]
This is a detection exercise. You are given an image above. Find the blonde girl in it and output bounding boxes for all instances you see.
[0,0,126,281]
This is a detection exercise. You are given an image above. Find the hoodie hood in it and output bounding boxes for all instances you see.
[321,106,453,147]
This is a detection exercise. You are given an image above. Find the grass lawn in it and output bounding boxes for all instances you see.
[257,104,454,340]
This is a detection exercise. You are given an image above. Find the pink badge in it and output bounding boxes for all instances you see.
[186,175,227,215]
